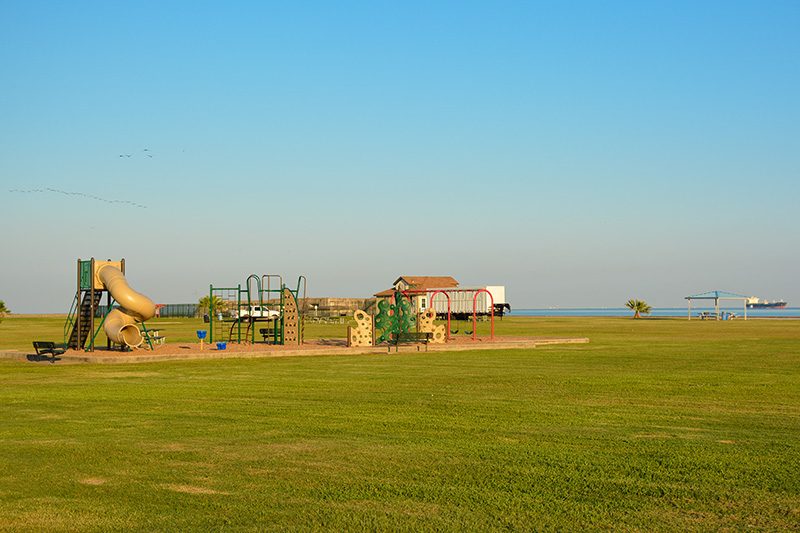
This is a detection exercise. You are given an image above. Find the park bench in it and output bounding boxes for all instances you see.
[259,328,277,342]
[389,331,433,352]
[32,341,67,363]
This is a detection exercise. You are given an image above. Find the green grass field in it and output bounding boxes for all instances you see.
[1,316,799,531]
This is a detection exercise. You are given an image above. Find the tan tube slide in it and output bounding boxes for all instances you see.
[98,264,156,348]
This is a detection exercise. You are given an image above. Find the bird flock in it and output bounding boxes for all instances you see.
[119,148,154,158]
[8,188,147,208]
[6,148,176,208]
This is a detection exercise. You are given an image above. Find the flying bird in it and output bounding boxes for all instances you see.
[9,187,147,208]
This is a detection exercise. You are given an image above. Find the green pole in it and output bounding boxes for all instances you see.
[209,284,214,343]
[237,284,242,344]
[280,286,285,345]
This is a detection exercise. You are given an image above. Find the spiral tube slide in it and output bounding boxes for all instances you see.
[98,264,156,348]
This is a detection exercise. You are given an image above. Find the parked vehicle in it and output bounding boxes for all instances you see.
[233,305,280,319]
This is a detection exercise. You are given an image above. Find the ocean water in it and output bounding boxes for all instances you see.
[512,307,800,318]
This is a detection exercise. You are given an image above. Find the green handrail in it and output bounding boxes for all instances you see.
[63,292,80,344]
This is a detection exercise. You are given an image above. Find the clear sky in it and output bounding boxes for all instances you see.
[2,1,798,313]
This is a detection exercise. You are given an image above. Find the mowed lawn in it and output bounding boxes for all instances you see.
[1,317,799,531]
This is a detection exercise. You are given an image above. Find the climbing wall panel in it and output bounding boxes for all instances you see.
[348,309,374,347]
[283,288,300,345]
[418,310,446,344]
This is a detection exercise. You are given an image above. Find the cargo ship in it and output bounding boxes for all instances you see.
[747,297,787,309]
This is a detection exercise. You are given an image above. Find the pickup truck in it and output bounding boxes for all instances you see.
[232,306,280,319]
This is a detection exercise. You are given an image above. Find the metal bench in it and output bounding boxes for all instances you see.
[259,327,277,342]
[32,341,67,363]
[389,331,433,352]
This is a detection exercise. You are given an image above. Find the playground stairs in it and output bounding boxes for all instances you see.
[67,290,103,350]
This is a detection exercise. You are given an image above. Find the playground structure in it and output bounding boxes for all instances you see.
[64,258,157,352]
[347,289,493,348]
[208,274,306,346]
[58,263,495,354]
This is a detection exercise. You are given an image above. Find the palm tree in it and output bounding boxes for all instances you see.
[0,300,8,323]
[197,295,227,316]
[625,299,652,318]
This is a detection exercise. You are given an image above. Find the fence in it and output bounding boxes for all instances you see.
[96,303,199,318]
[95,299,376,319]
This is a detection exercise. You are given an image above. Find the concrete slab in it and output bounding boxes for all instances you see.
[1,337,588,364]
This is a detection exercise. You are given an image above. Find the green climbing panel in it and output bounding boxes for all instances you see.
[375,291,416,344]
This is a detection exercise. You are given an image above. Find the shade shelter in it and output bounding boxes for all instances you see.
[685,291,748,320]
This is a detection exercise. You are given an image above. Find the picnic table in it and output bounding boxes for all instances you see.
[140,328,165,347]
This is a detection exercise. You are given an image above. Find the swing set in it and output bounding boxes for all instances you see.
[401,288,495,341]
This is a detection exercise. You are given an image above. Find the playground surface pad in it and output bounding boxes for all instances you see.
[2,335,588,364]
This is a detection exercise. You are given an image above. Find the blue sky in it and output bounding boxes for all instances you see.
[2,1,798,313]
